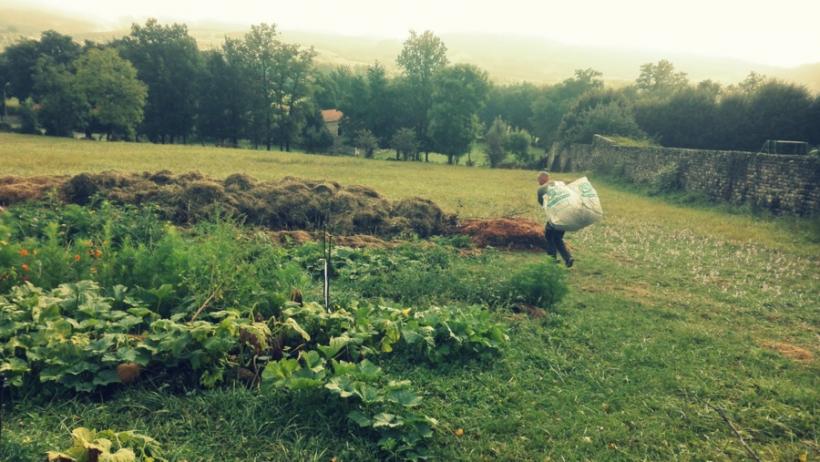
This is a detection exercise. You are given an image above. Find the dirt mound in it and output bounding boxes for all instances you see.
[0,171,454,238]
[458,218,547,250]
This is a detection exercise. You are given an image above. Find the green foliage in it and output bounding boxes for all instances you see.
[530,69,603,148]
[18,97,40,134]
[0,203,304,313]
[428,64,489,164]
[607,135,658,148]
[649,163,683,195]
[0,202,509,459]
[479,82,538,136]
[222,23,316,151]
[506,128,533,164]
[636,59,689,96]
[292,242,568,310]
[558,89,645,145]
[354,128,378,158]
[117,19,203,143]
[74,48,147,139]
[506,262,568,307]
[484,117,508,168]
[391,127,419,161]
[397,30,449,155]
[300,107,335,153]
[1,31,81,101]
[33,57,88,136]
[46,427,165,462]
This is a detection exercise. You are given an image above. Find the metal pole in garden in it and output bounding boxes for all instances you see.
[322,201,333,312]
[0,374,5,442]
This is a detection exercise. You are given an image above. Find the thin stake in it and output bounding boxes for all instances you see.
[322,200,333,312]
[0,374,5,442]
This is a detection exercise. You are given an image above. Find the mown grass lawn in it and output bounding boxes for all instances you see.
[0,132,817,461]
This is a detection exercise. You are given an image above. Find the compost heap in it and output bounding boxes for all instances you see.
[0,171,453,237]
[458,218,548,250]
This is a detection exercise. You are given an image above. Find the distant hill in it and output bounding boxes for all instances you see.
[2,6,818,92]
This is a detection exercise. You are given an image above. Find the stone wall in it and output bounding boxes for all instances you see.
[549,135,820,216]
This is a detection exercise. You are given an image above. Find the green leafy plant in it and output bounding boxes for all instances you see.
[46,427,165,462]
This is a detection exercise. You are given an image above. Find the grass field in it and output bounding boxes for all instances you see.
[1,132,818,461]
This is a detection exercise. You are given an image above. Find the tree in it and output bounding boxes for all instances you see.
[354,128,378,158]
[808,95,820,146]
[32,57,87,137]
[74,48,147,140]
[737,72,766,95]
[269,41,315,151]
[428,64,490,164]
[530,69,603,149]
[634,85,719,148]
[118,19,202,143]
[390,127,419,161]
[713,91,753,150]
[19,98,39,134]
[636,60,688,95]
[507,129,533,164]
[300,106,334,153]
[485,117,509,168]
[746,80,813,149]
[226,23,316,151]
[480,82,538,133]
[364,62,396,143]
[397,30,448,161]
[558,89,645,144]
[0,31,81,101]
[338,72,370,141]
[197,50,249,146]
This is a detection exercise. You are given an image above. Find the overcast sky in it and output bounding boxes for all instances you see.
[11,0,820,67]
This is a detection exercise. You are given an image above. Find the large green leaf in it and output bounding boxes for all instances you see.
[317,335,351,359]
[371,413,404,429]
[282,318,311,341]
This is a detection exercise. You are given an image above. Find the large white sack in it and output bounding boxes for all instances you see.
[543,177,603,231]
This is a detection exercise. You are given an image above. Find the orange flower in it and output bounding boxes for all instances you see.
[73,254,81,262]
[18,249,29,257]
[92,249,102,258]
[21,263,29,272]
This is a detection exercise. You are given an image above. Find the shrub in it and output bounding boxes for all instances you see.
[504,262,568,308]
[650,163,683,194]
[557,89,645,145]
[506,129,533,164]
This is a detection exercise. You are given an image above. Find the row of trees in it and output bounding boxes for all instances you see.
[2,24,819,164]
[480,61,820,152]
[0,31,147,138]
[0,25,491,163]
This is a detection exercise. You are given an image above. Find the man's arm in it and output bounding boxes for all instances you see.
[537,185,548,206]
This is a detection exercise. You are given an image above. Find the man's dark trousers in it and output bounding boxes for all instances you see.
[545,223,572,265]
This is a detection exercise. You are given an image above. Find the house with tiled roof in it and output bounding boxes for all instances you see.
[321,109,343,138]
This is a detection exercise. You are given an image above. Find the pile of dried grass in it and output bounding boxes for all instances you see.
[0,171,455,238]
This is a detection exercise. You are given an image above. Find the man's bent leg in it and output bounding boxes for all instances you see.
[545,225,559,260]
[554,230,573,267]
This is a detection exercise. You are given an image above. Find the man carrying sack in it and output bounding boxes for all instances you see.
[536,171,603,267]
